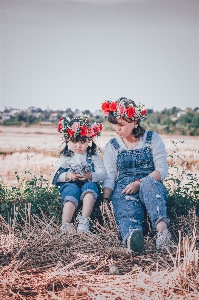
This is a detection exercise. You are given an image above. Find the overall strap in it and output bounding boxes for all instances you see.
[86,152,95,172]
[110,138,120,150]
[52,167,70,186]
[145,130,154,145]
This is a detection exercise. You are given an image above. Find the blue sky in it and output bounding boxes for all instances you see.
[1,0,199,112]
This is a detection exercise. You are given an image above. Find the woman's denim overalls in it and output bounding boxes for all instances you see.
[52,152,100,208]
[111,131,170,245]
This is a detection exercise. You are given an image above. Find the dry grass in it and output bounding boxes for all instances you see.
[1,125,199,186]
[0,205,199,299]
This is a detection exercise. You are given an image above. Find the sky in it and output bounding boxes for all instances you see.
[0,0,199,113]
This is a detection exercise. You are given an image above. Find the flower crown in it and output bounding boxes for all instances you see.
[57,116,103,140]
[101,98,147,122]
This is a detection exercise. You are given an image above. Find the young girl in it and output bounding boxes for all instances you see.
[52,116,106,232]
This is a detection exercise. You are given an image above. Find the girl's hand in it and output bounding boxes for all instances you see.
[66,171,82,181]
[121,181,140,195]
[79,172,92,181]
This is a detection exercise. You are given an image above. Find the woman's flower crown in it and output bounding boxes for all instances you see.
[101,98,147,122]
[57,116,103,140]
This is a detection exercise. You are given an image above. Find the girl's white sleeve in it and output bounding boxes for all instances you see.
[151,132,168,180]
[102,142,118,190]
[91,154,107,182]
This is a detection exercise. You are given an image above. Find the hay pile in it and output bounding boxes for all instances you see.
[0,206,198,299]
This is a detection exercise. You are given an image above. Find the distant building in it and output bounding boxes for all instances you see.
[1,113,11,121]
[177,110,186,118]
[49,113,58,121]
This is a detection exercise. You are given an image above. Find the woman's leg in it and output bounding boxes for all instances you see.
[139,176,171,249]
[139,176,170,229]
[156,220,167,232]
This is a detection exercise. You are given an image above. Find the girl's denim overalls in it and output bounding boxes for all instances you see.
[111,131,170,244]
[52,152,100,208]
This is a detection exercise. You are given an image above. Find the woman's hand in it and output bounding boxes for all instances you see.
[66,172,82,181]
[121,181,140,195]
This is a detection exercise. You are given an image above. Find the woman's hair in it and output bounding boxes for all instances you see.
[60,136,97,156]
[107,97,146,138]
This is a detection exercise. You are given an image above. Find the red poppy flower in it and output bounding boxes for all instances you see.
[99,123,103,131]
[58,123,63,132]
[141,109,147,115]
[109,102,117,112]
[126,106,135,118]
[67,129,74,137]
[101,102,110,113]
[92,125,99,133]
[80,126,87,136]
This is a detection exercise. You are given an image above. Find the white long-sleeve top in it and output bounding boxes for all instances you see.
[103,131,168,190]
[55,152,106,183]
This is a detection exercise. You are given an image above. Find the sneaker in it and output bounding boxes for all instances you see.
[156,229,171,251]
[127,229,144,253]
[60,222,71,232]
[76,216,90,232]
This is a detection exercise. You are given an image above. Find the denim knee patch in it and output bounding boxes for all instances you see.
[59,182,81,208]
[80,182,100,201]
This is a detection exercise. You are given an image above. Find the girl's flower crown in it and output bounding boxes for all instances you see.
[57,115,103,140]
[101,97,147,122]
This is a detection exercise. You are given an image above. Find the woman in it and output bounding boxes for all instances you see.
[101,97,171,253]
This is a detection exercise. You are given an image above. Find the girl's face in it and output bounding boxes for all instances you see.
[114,118,137,138]
[68,139,89,154]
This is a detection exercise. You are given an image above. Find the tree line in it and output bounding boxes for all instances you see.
[1,106,199,136]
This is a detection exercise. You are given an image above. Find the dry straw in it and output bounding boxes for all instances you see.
[0,204,199,299]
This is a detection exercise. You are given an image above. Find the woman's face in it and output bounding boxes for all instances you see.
[114,118,137,138]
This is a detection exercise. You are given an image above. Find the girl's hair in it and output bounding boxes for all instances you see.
[60,136,98,156]
[108,98,146,138]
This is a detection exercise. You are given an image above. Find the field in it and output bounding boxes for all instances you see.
[0,125,199,299]
[1,125,199,186]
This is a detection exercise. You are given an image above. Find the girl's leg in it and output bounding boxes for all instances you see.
[62,200,76,224]
[77,182,99,231]
[59,183,81,228]
[82,192,95,218]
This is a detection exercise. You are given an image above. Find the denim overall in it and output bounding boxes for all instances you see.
[111,131,169,245]
[52,152,100,207]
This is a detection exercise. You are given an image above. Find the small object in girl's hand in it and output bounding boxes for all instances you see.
[69,161,92,176]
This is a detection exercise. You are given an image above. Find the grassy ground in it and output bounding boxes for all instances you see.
[0,125,199,299]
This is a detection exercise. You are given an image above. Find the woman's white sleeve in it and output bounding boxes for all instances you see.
[91,154,107,182]
[102,143,118,190]
[152,132,168,180]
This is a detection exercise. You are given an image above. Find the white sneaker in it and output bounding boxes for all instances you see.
[156,229,171,251]
[60,222,71,232]
[76,216,90,232]
[127,229,144,253]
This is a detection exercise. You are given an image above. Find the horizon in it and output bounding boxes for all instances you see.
[1,104,198,114]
